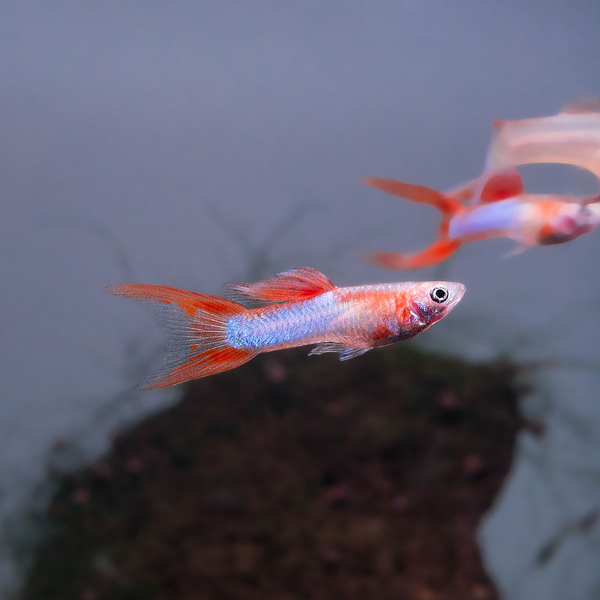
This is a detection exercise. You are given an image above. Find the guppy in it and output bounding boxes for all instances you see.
[363,169,600,269]
[472,99,600,201]
[106,267,465,389]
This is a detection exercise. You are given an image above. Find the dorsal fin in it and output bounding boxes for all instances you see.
[479,168,524,202]
[223,266,335,304]
[447,168,523,204]
[561,98,600,114]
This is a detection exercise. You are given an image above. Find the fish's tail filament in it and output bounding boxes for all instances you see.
[105,284,256,388]
[362,177,462,239]
[368,239,462,269]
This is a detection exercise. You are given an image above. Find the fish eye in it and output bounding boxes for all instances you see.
[430,285,449,304]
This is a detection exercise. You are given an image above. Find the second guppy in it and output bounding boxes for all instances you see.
[364,170,600,269]
[106,267,465,389]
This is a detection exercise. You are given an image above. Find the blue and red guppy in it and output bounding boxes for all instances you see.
[106,267,465,389]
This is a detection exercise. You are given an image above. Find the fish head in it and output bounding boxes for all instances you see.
[577,199,600,231]
[401,281,466,330]
[539,200,600,245]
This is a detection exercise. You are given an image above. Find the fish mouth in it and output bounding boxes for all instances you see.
[439,282,466,309]
[584,202,600,223]
[453,283,466,300]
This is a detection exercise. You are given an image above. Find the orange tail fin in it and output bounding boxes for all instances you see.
[368,239,462,270]
[105,284,256,389]
[362,177,463,236]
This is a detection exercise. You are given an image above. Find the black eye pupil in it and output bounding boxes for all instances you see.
[431,286,448,303]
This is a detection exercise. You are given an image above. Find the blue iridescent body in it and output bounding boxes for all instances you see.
[448,199,528,239]
[226,292,341,350]
[226,284,429,352]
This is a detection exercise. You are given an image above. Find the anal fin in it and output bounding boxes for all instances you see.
[340,347,371,361]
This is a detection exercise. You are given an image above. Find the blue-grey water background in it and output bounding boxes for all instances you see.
[2,2,600,598]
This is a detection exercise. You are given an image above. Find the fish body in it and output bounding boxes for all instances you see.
[106,267,465,388]
[450,196,600,245]
[447,198,529,240]
[227,283,457,350]
[363,170,600,269]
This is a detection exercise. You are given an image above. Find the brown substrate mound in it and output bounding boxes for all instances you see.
[22,345,521,600]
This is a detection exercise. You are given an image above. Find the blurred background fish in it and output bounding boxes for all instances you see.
[474,100,600,200]
[364,170,600,268]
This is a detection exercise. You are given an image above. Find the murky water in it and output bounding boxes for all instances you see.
[2,3,600,597]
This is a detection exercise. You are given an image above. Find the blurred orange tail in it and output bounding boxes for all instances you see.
[363,177,464,269]
[363,177,463,236]
[368,239,462,270]
[105,284,256,389]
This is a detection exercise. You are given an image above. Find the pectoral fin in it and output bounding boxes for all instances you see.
[308,343,371,361]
